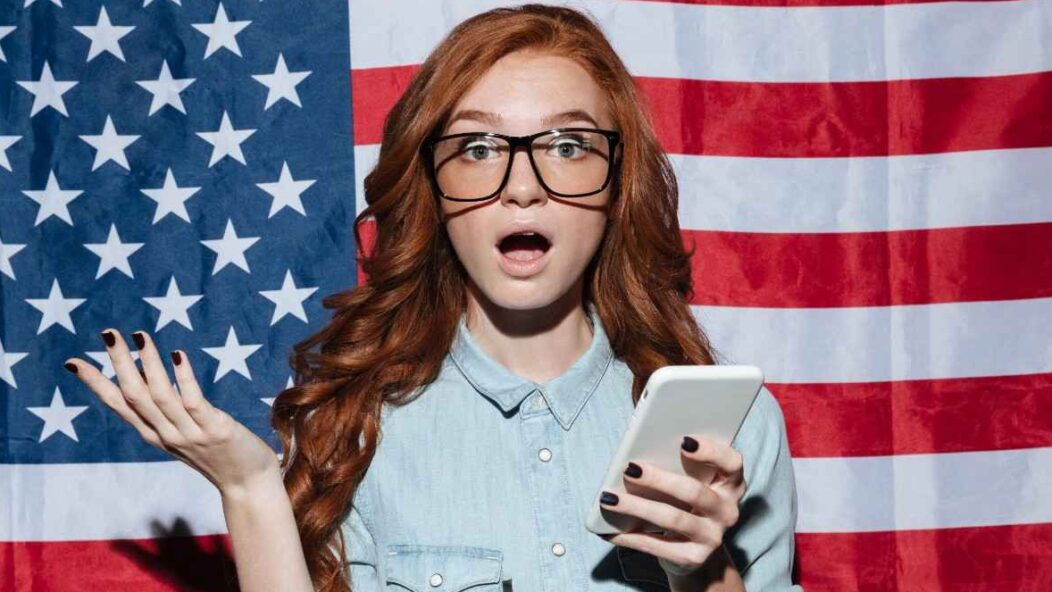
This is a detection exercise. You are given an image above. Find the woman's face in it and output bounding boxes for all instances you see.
[438,51,615,312]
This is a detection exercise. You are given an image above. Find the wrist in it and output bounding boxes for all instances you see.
[219,465,286,505]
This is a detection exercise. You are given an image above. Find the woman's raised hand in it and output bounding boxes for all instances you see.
[63,328,281,497]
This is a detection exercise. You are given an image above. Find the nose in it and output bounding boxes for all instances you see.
[499,145,548,208]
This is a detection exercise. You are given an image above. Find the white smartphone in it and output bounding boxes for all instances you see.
[584,364,764,535]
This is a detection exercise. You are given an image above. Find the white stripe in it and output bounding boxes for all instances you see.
[4,448,1048,539]
[349,0,1052,82]
[694,297,1052,384]
[354,144,1052,233]
[0,461,226,541]
[670,147,1052,233]
[794,446,1052,533]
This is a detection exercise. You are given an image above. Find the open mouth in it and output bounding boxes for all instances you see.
[497,231,552,262]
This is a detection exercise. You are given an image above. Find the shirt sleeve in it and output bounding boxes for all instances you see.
[342,500,383,592]
[726,384,804,591]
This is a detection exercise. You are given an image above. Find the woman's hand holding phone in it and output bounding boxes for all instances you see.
[62,328,281,498]
[599,433,747,584]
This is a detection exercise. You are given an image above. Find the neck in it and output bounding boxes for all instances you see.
[463,282,594,384]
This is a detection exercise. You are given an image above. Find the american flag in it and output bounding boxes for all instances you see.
[1,0,353,589]
[350,0,1052,590]
[2,0,1051,591]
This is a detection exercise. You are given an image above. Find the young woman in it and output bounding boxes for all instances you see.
[63,4,801,592]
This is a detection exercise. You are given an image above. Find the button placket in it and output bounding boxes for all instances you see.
[520,397,578,588]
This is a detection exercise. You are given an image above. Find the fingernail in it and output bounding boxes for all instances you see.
[600,491,619,505]
[624,462,642,478]
[132,331,145,349]
[101,330,115,347]
[682,436,699,452]
[170,350,182,365]
[64,362,78,374]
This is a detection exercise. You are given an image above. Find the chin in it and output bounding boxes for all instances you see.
[475,276,567,312]
[488,288,559,311]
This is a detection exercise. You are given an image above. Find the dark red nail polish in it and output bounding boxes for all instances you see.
[132,332,145,349]
[682,436,699,452]
[624,462,642,478]
[64,362,78,374]
[101,330,115,347]
[171,350,182,365]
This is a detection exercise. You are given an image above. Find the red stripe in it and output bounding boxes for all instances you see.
[636,0,1017,6]
[641,70,1052,157]
[351,67,1052,157]
[351,67,419,149]
[0,535,236,591]
[685,222,1052,307]
[356,220,1052,308]
[795,522,1052,591]
[3,511,1049,592]
[771,372,1052,458]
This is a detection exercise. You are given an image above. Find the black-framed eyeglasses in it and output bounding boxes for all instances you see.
[419,127,622,202]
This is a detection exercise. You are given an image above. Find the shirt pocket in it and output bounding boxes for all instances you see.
[615,546,671,590]
[384,544,504,592]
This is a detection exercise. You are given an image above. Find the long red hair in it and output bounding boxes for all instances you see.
[270,4,722,590]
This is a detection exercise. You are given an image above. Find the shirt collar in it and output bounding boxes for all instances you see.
[448,301,614,431]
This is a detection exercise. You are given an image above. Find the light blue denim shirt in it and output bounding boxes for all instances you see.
[342,302,802,591]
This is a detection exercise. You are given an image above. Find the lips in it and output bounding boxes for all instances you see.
[497,232,551,259]
[493,222,555,278]
[494,222,554,251]
[495,243,551,278]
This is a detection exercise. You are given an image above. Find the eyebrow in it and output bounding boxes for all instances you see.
[446,109,600,130]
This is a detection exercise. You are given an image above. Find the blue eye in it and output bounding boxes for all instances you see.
[458,138,501,161]
[548,136,591,159]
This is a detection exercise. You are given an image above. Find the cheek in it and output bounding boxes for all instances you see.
[444,217,491,269]
[444,220,473,258]
[562,216,607,260]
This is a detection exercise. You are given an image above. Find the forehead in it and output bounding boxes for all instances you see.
[446,51,611,133]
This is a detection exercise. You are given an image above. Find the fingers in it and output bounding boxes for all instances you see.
[604,530,730,577]
[63,355,167,449]
[681,435,745,486]
[605,524,719,568]
[632,461,732,522]
[598,486,723,556]
[596,439,749,575]
[95,328,196,450]
[130,330,205,438]
[168,347,221,432]
[602,462,734,540]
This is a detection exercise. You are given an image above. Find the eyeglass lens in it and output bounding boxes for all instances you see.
[431,130,613,200]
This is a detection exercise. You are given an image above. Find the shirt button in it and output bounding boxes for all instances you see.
[429,572,443,587]
[551,542,566,556]
[537,448,552,462]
